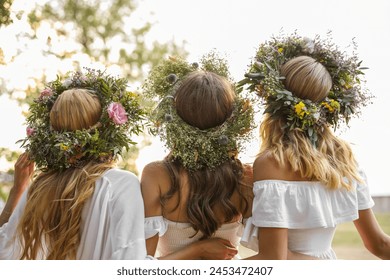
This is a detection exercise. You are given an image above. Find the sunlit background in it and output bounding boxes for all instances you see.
[1,0,389,196]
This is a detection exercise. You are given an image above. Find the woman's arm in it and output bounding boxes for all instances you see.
[245,227,288,260]
[0,153,34,226]
[354,208,390,259]
[159,238,238,260]
[140,162,165,257]
[141,162,238,260]
[243,227,317,260]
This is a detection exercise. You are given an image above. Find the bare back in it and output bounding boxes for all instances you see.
[141,160,253,223]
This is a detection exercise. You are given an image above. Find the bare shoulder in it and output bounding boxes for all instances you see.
[140,161,170,216]
[253,152,307,181]
[253,152,291,181]
[140,161,170,190]
[141,161,168,177]
[253,152,279,180]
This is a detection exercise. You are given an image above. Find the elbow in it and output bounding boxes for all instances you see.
[364,236,390,259]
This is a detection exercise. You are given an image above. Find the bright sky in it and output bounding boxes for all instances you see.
[135,0,390,195]
[1,0,389,195]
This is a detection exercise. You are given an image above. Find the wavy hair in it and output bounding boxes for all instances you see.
[17,89,114,259]
[162,71,249,237]
[260,56,361,190]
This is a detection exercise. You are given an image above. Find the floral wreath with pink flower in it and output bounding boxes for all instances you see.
[19,68,145,171]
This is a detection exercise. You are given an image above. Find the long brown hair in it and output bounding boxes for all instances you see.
[162,71,249,238]
[17,89,114,259]
[260,56,361,190]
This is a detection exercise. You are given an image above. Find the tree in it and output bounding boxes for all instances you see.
[26,0,186,82]
[0,0,14,26]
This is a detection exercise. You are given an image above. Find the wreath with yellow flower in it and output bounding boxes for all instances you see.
[142,52,255,170]
[237,32,373,146]
[18,68,145,171]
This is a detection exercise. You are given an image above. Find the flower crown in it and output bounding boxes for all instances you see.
[142,52,255,170]
[237,32,373,146]
[19,68,145,171]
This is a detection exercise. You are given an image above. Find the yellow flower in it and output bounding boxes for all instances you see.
[294,101,306,118]
[60,143,69,151]
[330,99,340,110]
[278,47,284,53]
[321,101,333,112]
[322,99,340,113]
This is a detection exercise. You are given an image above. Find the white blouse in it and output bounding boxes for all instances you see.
[145,216,244,258]
[0,168,147,260]
[241,171,374,259]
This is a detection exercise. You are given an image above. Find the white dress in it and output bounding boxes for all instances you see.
[0,168,147,260]
[241,172,374,259]
[145,216,244,258]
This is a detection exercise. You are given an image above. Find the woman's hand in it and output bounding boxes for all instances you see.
[11,152,35,199]
[196,238,238,260]
[158,238,238,260]
[0,153,34,226]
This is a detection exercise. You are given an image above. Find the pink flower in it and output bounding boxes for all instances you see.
[39,88,53,98]
[26,126,35,137]
[107,102,128,125]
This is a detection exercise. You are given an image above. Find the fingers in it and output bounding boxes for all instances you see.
[15,153,33,168]
[214,238,238,259]
[216,238,236,249]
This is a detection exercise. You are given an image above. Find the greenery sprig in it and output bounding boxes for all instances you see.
[143,52,255,170]
[237,31,373,146]
[19,68,145,171]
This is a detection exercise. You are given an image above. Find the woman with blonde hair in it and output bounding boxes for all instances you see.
[239,34,390,259]
[0,69,146,259]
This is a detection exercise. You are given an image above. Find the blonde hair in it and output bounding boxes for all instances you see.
[17,89,114,259]
[50,88,101,131]
[260,56,361,190]
[281,55,332,102]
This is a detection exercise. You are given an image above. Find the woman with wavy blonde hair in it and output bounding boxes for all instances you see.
[0,70,146,259]
[240,46,390,259]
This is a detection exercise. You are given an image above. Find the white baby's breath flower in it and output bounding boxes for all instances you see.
[303,37,315,54]
[62,78,72,88]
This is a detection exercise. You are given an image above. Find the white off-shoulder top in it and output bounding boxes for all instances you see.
[240,172,374,259]
[145,216,244,258]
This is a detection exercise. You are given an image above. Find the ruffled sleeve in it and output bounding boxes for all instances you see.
[77,169,147,260]
[240,171,375,252]
[356,170,375,210]
[144,216,168,239]
[250,179,372,229]
[0,190,27,259]
[240,217,259,252]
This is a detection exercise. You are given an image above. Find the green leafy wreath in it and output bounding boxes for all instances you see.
[19,68,145,171]
[143,52,255,170]
[237,32,373,146]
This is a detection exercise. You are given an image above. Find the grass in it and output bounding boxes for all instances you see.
[332,213,390,259]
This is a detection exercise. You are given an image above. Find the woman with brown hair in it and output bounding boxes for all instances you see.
[0,70,146,259]
[141,54,255,259]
